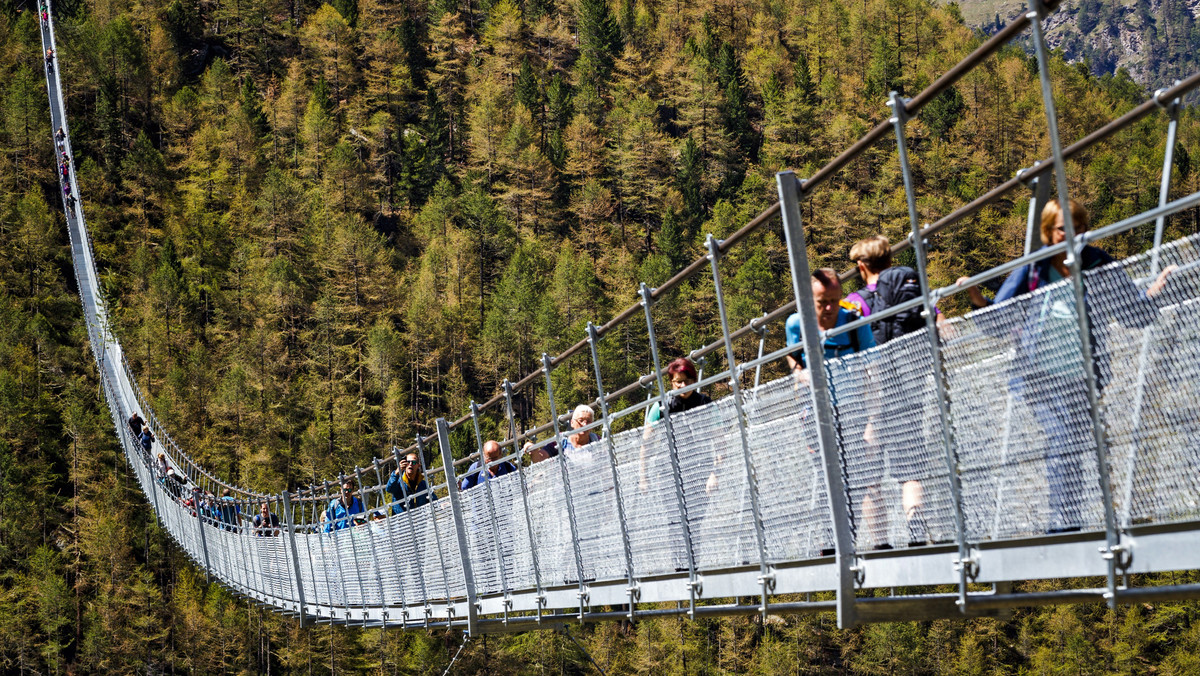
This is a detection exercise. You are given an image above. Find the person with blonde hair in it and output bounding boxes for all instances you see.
[961,198,1174,532]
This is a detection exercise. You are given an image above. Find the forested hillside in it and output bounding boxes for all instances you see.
[2,0,1200,672]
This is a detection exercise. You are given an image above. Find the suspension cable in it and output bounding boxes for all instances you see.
[439,631,469,676]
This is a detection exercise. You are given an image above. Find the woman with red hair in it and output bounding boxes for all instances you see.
[644,357,711,425]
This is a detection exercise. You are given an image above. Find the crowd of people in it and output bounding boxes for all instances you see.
[118,200,1170,554]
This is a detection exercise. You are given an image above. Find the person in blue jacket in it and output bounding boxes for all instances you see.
[785,267,877,372]
[324,482,365,532]
[386,452,435,514]
[460,441,516,491]
[961,199,1174,533]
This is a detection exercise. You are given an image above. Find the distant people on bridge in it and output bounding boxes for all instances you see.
[563,405,600,453]
[324,481,365,532]
[254,503,281,536]
[139,426,155,455]
[785,268,877,371]
[55,127,64,146]
[65,193,76,214]
[164,467,187,500]
[156,452,169,477]
[959,199,1176,533]
[846,235,943,342]
[386,452,434,514]
[460,440,516,491]
[218,489,241,533]
[644,358,712,425]
[128,411,144,438]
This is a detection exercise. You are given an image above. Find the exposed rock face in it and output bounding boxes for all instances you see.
[966,0,1199,94]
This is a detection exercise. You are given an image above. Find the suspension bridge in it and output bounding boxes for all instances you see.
[37,0,1200,635]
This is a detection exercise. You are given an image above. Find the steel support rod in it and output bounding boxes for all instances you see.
[776,170,858,628]
[888,90,973,610]
[1029,0,1122,608]
[281,491,307,625]
[415,434,453,621]
[502,381,546,622]
[541,353,590,620]
[586,322,640,618]
[192,487,212,584]
[705,234,774,618]
[436,418,480,635]
[1121,92,1181,528]
[355,466,388,627]
[470,401,512,620]
[1025,173,1052,255]
[639,283,701,618]
[390,447,421,625]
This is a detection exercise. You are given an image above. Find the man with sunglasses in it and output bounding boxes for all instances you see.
[386,453,435,514]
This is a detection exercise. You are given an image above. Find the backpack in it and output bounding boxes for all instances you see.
[856,266,925,345]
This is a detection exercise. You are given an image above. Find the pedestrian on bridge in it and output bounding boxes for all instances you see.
[386,452,434,514]
[324,481,365,532]
[460,440,516,491]
[960,199,1176,533]
[128,411,144,438]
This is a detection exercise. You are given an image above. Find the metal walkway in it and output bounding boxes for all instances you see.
[38,0,1200,634]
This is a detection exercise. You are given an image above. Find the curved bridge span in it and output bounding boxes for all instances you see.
[38,0,1200,634]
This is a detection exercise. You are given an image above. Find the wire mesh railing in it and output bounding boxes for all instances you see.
[38,0,1200,633]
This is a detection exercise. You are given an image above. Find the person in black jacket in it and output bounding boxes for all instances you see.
[960,199,1174,533]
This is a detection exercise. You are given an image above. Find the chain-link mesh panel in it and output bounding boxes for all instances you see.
[562,441,626,582]
[522,458,571,585]
[1087,234,1200,528]
[826,332,954,550]
[430,498,467,599]
[386,510,424,608]
[743,375,835,561]
[460,481,504,596]
[944,278,1106,538]
[672,397,760,570]
[611,422,689,576]
[489,473,539,591]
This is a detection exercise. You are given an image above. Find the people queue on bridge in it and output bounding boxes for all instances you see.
[120,200,1175,550]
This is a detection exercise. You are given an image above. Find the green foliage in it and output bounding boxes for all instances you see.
[2,0,1199,672]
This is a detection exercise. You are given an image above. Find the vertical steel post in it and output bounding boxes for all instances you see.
[192,487,212,584]
[888,91,973,610]
[355,466,387,626]
[1122,91,1181,528]
[435,418,480,635]
[752,314,769,389]
[416,434,453,623]
[541,353,590,620]
[281,491,307,625]
[1029,0,1121,607]
[639,283,701,618]
[1025,173,1052,255]
[705,234,774,618]
[776,170,858,628]
[585,324,639,618]
[470,401,512,620]
[502,380,546,622]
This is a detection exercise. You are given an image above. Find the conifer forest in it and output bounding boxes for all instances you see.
[2,0,1200,672]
